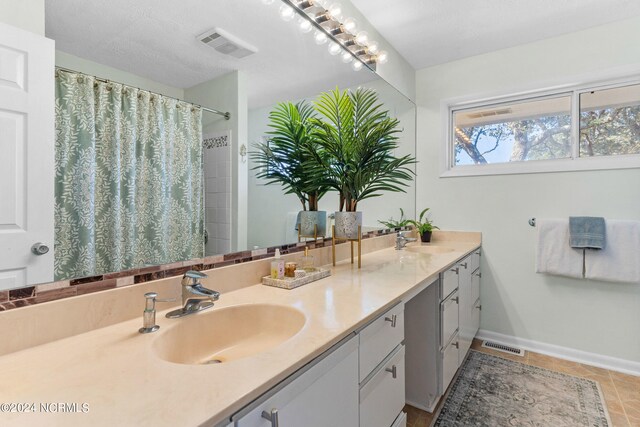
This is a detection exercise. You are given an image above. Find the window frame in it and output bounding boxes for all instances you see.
[441,74,640,177]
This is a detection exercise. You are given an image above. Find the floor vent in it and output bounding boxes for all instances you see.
[481,340,525,356]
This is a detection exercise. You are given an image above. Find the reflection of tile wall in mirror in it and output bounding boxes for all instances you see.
[204,130,232,256]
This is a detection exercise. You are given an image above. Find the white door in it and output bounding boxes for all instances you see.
[0,22,54,290]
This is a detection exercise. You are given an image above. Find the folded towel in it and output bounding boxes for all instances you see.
[585,220,640,284]
[536,219,584,279]
[569,216,606,249]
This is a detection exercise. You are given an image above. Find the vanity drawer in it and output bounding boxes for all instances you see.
[441,267,459,300]
[441,333,460,393]
[360,345,405,427]
[359,302,404,382]
[440,290,459,348]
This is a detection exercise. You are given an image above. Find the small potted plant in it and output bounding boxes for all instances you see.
[378,208,411,230]
[309,87,416,239]
[251,101,330,237]
[408,208,439,242]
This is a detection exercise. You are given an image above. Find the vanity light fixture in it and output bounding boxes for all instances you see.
[266,0,388,72]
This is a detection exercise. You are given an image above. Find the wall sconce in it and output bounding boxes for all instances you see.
[239,144,247,163]
[262,0,388,72]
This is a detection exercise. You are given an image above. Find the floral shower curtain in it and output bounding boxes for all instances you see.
[54,70,204,280]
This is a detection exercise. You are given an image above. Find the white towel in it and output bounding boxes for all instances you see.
[585,220,640,284]
[535,219,584,279]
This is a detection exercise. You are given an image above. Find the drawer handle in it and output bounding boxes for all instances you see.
[476,272,482,278]
[450,268,459,274]
[453,341,459,349]
[476,304,482,311]
[459,262,468,269]
[261,409,279,427]
[385,314,397,328]
[475,250,481,256]
[452,297,459,304]
[385,365,397,379]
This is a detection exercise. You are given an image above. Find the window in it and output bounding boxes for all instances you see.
[446,78,640,176]
[579,84,640,157]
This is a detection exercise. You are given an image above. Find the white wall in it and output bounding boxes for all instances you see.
[185,71,248,252]
[0,0,44,35]
[416,17,640,363]
[247,78,416,249]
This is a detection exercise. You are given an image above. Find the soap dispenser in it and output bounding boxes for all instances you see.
[271,249,285,279]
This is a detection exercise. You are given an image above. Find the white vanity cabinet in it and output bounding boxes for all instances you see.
[232,335,359,427]
[405,247,481,413]
[358,303,406,427]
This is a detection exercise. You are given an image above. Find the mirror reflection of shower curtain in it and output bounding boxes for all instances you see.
[54,70,204,279]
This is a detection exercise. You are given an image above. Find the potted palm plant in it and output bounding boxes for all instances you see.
[408,208,439,242]
[310,87,416,239]
[251,101,330,237]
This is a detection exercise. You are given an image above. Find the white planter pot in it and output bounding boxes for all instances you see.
[334,211,363,239]
[298,211,327,237]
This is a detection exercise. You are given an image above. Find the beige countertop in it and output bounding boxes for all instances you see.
[0,236,480,427]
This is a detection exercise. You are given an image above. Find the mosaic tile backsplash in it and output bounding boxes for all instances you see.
[0,227,409,312]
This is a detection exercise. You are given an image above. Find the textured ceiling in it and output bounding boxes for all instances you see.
[349,0,640,70]
[46,0,377,108]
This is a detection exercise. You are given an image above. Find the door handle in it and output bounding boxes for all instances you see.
[31,243,50,255]
[261,409,279,427]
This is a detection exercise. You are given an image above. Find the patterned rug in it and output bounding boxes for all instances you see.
[434,350,610,427]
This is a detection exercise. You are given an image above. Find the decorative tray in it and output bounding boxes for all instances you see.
[261,268,331,290]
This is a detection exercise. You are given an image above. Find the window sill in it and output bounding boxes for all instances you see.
[441,155,640,178]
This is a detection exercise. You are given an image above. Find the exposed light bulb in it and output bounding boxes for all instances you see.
[328,42,342,55]
[355,31,368,45]
[376,50,388,64]
[367,41,379,54]
[327,3,343,20]
[261,0,275,5]
[314,30,328,45]
[341,52,353,63]
[298,18,313,33]
[342,17,358,33]
[279,4,295,21]
[351,61,363,71]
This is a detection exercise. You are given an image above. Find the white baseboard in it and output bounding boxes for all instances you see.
[476,329,640,377]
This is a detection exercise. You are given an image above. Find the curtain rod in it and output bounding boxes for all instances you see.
[55,66,231,120]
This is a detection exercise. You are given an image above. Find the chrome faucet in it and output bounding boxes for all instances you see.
[396,231,417,250]
[165,270,219,319]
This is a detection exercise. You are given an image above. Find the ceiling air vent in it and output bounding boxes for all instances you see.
[198,28,258,59]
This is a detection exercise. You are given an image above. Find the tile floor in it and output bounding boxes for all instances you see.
[404,339,640,427]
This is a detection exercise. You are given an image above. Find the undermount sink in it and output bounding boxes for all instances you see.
[405,245,455,254]
[153,304,306,365]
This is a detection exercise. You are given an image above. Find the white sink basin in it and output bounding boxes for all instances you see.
[405,245,455,254]
[153,304,306,365]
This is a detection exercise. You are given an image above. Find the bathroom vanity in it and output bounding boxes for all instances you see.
[0,232,481,427]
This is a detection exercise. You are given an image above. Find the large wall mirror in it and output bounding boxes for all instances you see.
[3,0,416,293]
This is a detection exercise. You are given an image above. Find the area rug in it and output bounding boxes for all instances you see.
[433,350,610,426]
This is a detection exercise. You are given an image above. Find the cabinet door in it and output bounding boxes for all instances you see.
[234,337,358,427]
[440,290,459,348]
[457,255,473,362]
